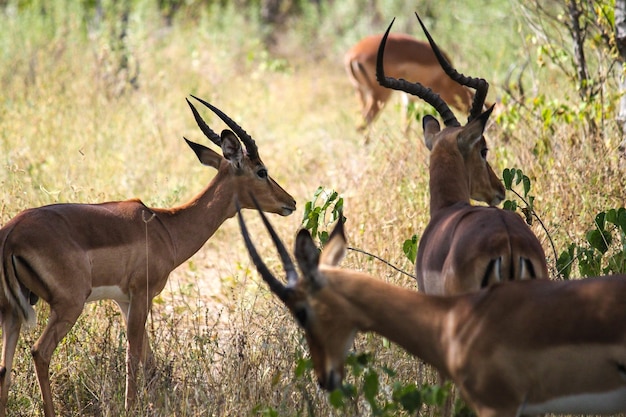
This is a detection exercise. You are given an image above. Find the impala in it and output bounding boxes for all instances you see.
[0,95,296,417]
[345,31,473,131]
[237,204,626,417]
[377,15,548,295]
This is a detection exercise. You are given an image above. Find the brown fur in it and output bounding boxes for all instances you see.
[344,33,472,130]
[240,214,626,416]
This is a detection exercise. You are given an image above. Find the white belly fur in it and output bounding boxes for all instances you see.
[86,285,129,303]
[520,386,626,415]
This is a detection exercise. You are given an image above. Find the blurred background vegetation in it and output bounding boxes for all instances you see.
[0,0,625,415]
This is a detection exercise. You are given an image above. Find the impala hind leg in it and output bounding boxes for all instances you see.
[32,304,84,417]
[0,311,22,417]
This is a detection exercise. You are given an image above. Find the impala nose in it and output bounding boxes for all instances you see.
[491,192,505,207]
[281,200,296,216]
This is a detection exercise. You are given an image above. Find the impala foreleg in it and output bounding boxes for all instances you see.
[32,304,83,417]
[124,297,152,411]
[116,300,155,369]
[0,311,21,417]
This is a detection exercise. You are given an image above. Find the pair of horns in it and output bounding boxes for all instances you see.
[236,195,298,303]
[376,13,489,127]
[186,95,259,160]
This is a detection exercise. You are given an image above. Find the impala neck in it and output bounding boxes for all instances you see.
[152,166,236,267]
[428,146,470,215]
[329,271,454,374]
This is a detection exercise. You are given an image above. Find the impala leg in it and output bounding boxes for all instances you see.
[355,89,371,132]
[0,311,22,417]
[32,304,83,417]
[124,296,152,411]
[363,94,382,128]
[115,301,154,369]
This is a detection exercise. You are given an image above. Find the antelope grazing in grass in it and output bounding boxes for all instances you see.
[345,31,473,131]
[237,204,626,417]
[0,95,295,417]
[377,15,548,295]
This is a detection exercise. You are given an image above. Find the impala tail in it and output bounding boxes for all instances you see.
[346,59,375,94]
[0,228,36,328]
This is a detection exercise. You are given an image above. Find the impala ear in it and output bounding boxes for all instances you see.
[320,218,347,267]
[184,138,222,169]
[220,130,244,168]
[457,105,493,154]
[295,229,327,290]
[422,115,441,150]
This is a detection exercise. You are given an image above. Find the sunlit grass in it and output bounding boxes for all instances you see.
[0,1,625,416]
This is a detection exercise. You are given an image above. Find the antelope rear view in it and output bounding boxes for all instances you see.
[376,14,548,296]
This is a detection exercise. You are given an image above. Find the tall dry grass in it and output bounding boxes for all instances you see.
[0,0,624,416]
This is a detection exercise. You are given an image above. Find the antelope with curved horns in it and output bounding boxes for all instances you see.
[0,95,295,417]
[345,32,473,131]
[377,14,548,295]
[237,203,626,417]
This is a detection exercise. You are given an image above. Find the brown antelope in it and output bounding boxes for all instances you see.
[0,95,296,417]
[345,31,473,131]
[377,15,548,295]
[237,204,626,417]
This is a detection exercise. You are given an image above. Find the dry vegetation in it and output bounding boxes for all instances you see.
[0,0,625,416]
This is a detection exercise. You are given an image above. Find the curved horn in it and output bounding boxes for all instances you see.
[414,12,489,122]
[376,18,460,127]
[190,94,259,160]
[236,200,294,303]
[250,193,299,287]
[186,97,221,146]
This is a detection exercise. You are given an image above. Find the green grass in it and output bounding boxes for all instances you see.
[0,0,625,416]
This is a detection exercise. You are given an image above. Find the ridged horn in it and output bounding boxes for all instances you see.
[414,12,489,122]
[186,97,221,146]
[236,199,294,303]
[190,94,259,160]
[376,17,460,127]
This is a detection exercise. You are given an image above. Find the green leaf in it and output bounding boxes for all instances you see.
[515,168,523,184]
[503,168,513,189]
[606,208,617,224]
[503,200,517,211]
[617,208,626,235]
[363,370,379,405]
[522,175,530,197]
[381,365,396,377]
[586,229,612,254]
[294,357,312,378]
[556,245,574,279]
[318,230,329,246]
[594,212,607,231]
[328,388,345,409]
[393,383,422,413]
[402,234,418,263]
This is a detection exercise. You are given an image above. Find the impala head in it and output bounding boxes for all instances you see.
[377,14,505,206]
[237,198,356,392]
[422,106,505,206]
[185,95,296,216]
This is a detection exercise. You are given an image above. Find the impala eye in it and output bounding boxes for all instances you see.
[257,168,268,179]
[481,148,488,159]
[294,307,308,328]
